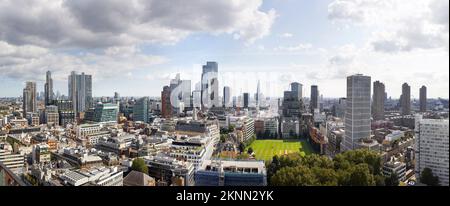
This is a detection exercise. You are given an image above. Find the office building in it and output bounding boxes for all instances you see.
[420,86,427,112]
[85,102,119,123]
[334,98,346,119]
[223,86,231,108]
[201,62,220,109]
[55,100,75,126]
[26,112,40,126]
[383,157,407,183]
[34,144,51,164]
[310,85,319,113]
[400,83,411,115]
[289,82,302,101]
[133,97,149,123]
[281,83,305,118]
[243,93,249,108]
[161,86,172,118]
[343,74,371,151]
[195,160,267,186]
[68,71,93,115]
[372,81,385,120]
[415,115,449,186]
[23,81,37,117]
[170,74,192,111]
[45,71,53,105]
[255,80,262,108]
[45,105,59,126]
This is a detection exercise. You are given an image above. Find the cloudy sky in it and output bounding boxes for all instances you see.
[0,0,448,99]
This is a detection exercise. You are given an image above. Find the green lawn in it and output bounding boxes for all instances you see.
[246,139,315,161]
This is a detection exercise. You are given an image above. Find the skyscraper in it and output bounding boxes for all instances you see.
[45,71,53,105]
[243,93,249,109]
[201,62,220,109]
[68,71,93,115]
[23,81,37,117]
[223,86,231,108]
[420,86,427,112]
[169,74,191,113]
[415,115,449,186]
[133,97,149,123]
[281,83,305,118]
[343,74,371,151]
[372,81,385,120]
[310,85,319,113]
[256,80,261,107]
[161,86,172,118]
[291,82,303,101]
[401,83,411,115]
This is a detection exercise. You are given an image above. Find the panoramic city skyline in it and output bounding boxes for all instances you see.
[1,0,449,190]
[0,0,448,98]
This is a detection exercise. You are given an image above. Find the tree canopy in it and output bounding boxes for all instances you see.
[131,158,148,174]
[420,168,440,186]
[268,149,383,186]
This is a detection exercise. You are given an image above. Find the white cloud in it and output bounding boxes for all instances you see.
[328,0,449,53]
[280,33,294,38]
[274,43,313,52]
[0,0,276,48]
[0,41,166,82]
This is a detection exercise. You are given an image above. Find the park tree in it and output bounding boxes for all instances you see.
[420,168,440,186]
[375,175,386,186]
[131,158,148,174]
[334,150,381,175]
[247,147,254,155]
[385,172,400,186]
[347,164,375,186]
[267,154,303,183]
[238,143,246,153]
[311,167,338,186]
[270,165,317,186]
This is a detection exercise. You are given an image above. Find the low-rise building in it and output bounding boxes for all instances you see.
[145,154,195,186]
[383,157,407,182]
[60,166,123,186]
[195,160,267,186]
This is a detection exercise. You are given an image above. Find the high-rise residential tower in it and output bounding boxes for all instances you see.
[23,81,37,117]
[401,83,411,115]
[310,85,319,113]
[415,115,449,186]
[343,74,371,151]
[420,86,427,112]
[68,71,92,115]
[45,71,53,105]
[372,81,385,120]
[201,62,220,109]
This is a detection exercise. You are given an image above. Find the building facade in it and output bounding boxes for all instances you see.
[401,83,411,115]
[133,97,149,123]
[23,81,37,118]
[68,71,93,115]
[415,115,449,186]
[343,74,371,151]
[420,86,427,112]
[372,81,385,120]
